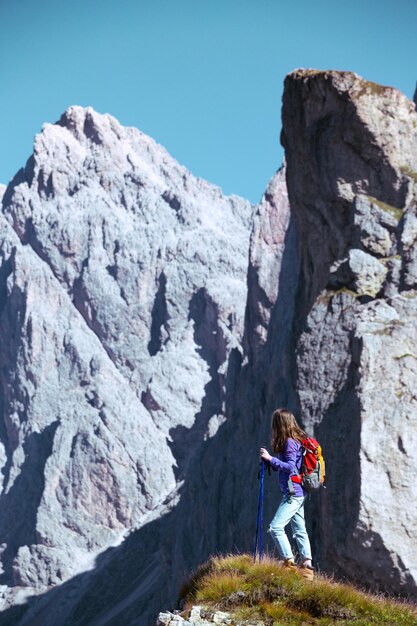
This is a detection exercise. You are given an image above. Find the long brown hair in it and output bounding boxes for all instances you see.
[271,408,306,453]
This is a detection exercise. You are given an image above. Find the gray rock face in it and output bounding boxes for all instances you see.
[0,213,172,584]
[0,107,264,623]
[282,69,417,595]
[246,166,289,352]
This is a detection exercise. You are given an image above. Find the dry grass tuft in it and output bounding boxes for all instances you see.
[180,553,417,625]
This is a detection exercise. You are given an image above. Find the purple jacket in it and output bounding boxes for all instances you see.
[268,438,304,497]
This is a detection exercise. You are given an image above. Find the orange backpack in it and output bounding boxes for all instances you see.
[290,437,326,493]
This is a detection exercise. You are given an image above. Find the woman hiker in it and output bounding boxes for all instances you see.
[260,407,314,580]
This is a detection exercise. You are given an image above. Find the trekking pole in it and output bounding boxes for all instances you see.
[253,460,265,562]
[259,459,265,560]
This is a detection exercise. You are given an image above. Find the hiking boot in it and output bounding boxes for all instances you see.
[298,564,314,580]
[282,558,298,571]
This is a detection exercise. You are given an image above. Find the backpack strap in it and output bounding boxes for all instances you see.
[287,440,305,495]
[288,473,302,495]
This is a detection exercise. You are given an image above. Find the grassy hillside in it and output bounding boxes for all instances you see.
[179,554,417,626]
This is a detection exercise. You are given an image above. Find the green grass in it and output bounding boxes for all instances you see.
[330,287,359,299]
[316,288,359,307]
[370,318,406,336]
[294,69,326,77]
[367,196,403,221]
[356,80,392,98]
[400,165,417,184]
[401,290,417,299]
[180,554,417,626]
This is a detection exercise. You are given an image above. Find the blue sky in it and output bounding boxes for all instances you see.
[0,0,416,203]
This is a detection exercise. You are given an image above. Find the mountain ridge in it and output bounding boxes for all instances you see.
[0,70,416,625]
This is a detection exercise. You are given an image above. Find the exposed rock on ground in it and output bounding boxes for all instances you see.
[157,607,235,626]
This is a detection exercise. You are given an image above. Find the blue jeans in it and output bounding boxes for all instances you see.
[268,494,312,561]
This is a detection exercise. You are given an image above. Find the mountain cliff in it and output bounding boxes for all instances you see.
[0,70,416,625]
[282,70,417,594]
[0,106,262,624]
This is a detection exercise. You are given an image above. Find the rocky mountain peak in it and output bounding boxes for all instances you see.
[282,68,417,313]
[0,106,263,622]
